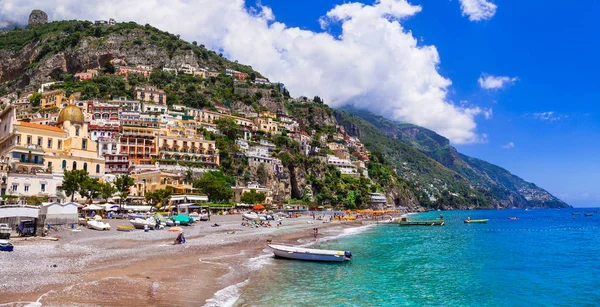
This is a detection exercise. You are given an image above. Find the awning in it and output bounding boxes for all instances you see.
[83,204,104,210]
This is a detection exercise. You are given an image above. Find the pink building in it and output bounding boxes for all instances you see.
[74,69,98,81]
[117,66,151,78]
[135,86,166,105]
[233,71,249,80]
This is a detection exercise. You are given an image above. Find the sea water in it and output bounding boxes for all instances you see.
[235,209,600,306]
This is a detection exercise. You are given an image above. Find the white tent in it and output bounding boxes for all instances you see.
[41,202,78,225]
[83,204,104,211]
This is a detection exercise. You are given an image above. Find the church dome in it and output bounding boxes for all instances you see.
[57,105,84,125]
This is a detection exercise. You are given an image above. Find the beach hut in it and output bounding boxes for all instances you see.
[40,202,78,225]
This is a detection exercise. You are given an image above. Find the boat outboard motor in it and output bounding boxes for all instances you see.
[344,251,353,259]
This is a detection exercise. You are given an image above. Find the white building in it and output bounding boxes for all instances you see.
[327,155,358,176]
[5,172,64,201]
[142,103,168,114]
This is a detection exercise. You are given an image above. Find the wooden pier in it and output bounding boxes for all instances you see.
[398,219,444,227]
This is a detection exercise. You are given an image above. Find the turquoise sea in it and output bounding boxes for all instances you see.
[235,209,600,306]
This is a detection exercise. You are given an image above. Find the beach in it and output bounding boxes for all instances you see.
[0,214,364,306]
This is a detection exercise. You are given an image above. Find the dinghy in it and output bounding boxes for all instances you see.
[268,243,352,262]
[129,218,157,229]
[88,220,111,231]
[0,239,14,252]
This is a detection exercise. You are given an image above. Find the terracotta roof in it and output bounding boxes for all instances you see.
[18,122,65,133]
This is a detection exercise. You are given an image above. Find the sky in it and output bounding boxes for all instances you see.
[0,0,598,207]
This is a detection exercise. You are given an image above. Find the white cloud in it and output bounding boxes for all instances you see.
[459,0,497,21]
[532,112,566,121]
[478,74,518,89]
[0,0,489,144]
[501,141,514,149]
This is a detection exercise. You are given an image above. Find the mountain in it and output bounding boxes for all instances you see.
[341,107,569,209]
[0,19,262,90]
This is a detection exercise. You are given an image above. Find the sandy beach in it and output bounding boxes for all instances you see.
[0,214,365,306]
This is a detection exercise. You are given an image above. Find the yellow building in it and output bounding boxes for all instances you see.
[40,90,75,110]
[259,111,277,119]
[253,117,280,135]
[156,127,219,170]
[9,105,106,177]
[131,171,195,196]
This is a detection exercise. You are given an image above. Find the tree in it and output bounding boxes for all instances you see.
[250,72,256,82]
[79,178,101,204]
[103,62,115,74]
[240,189,266,204]
[193,171,234,203]
[256,163,268,185]
[145,189,172,208]
[114,175,135,208]
[100,182,117,202]
[29,92,42,108]
[214,117,239,140]
[62,169,89,202]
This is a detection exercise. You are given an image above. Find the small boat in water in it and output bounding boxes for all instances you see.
[584,213,594,217]
[508,217,519,220]
[0,239,14,252]
[268,243,352,262]
[572,212,581,215]
[464,219,488,224]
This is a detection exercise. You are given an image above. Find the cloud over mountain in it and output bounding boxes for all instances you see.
[0,0,489,144]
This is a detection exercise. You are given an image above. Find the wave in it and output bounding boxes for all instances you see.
[202,279,249,307]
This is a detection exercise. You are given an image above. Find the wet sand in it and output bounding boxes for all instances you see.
[0,214,363,306]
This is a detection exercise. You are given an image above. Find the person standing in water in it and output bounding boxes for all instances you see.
[313,228,318,241]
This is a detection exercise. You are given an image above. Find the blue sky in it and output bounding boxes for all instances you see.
[1,0,597,207]
[251,0,600,207]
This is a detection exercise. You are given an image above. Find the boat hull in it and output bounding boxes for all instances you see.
[464,219,488,224]
[243,213,259,220]
[269,244,350,262]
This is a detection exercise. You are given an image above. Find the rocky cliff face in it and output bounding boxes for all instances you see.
[28,10,48,26]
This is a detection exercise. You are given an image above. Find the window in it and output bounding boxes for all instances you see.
[24,185,29,192]
[48,161,52,169]
[83,163,87,171]
[73,161,77,170]
[27,135,31,144]
[96,164,100,173]
[62,160,66,169]
[47,138,52,149]
[75,127,80,136]
[37,137,42,146]
[82,139,87,150]
[16,135,20,145]
[11,184,18,192]
[58,140,62,149]
[41,184,46,192]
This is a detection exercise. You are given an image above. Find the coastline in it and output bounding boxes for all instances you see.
[0,215,367,306]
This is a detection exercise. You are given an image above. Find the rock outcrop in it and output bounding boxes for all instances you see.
[28,10,48,26]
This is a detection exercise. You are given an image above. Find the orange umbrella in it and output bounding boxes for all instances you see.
[168,226,183,233]
[253,204,265,210]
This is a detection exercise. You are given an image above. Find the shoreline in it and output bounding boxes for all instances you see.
[0,215,367,306]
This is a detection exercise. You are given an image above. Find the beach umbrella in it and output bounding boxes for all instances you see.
[253,204,265,210]
[168,226,183,233]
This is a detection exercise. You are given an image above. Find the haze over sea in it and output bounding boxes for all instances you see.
[236,209,600,306]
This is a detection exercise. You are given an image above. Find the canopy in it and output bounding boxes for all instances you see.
[83,204,104,211]
[253,204,265,210]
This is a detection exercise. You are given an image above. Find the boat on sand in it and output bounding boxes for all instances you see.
[268,243,352,262]
[88,220,111,231]
[0,239,13,252]
[129,218,156,229]
[243,213,259,220]
[464,219,488,224]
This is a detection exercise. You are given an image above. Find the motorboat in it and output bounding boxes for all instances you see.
[129,218,157,230]
[508,217,519,220]
[584,213,594,217]
[0,223,11,239]
[189,212,210,222]
[0,239,14,252]
[464,219,488,224]
[268,243,352,262]
[88,220,111,231]
[243,213,259,220]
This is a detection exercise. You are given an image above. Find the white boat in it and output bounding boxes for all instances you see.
[268,244,352,262]
[189,212,210,222]
[129,218,157,229]
[243,213,259,220]
[87,220,111,231]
